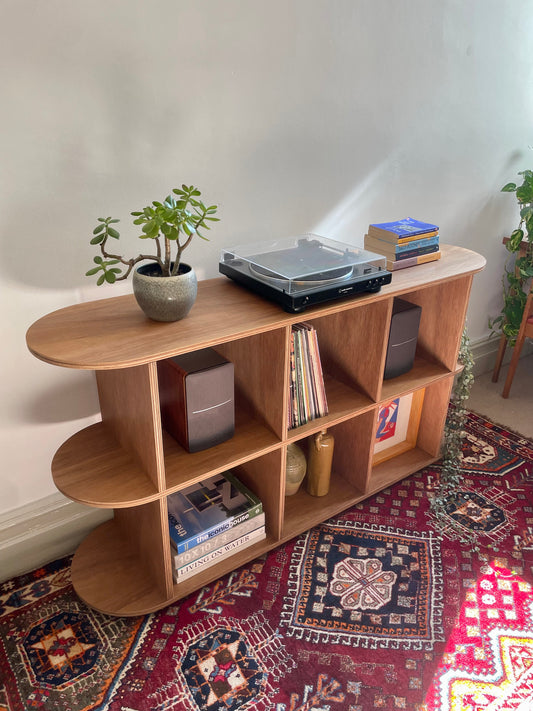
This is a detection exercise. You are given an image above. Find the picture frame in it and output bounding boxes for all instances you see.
[373,389,425,465]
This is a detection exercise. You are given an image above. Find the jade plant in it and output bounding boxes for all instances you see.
[86,185,219,285]
[489,170,533,343]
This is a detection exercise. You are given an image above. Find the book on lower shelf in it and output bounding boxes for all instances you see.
[289,322,328,429]
[167,470,263,555]
[172,525,266,582]
[171,511,266,569]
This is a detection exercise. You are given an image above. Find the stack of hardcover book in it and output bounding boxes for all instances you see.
[364,217,440,271]
[289,322,328,429]
[168,470,265,583]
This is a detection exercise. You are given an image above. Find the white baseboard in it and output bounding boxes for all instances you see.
[469,333,533,377]
[0,494,112,582]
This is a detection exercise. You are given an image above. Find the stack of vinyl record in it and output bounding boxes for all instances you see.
[289,323,328,429]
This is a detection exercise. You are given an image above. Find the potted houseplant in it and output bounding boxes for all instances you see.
[86,184,219,321]
[490,170,533,343]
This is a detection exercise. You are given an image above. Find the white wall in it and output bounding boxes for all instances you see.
[1,1,532,522]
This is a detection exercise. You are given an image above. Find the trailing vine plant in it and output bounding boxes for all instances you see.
[428,327,478,548]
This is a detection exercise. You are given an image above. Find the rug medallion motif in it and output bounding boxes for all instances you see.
[281,521,444,650]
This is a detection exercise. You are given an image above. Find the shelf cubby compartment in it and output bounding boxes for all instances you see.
[215,329,289,440]
[170,449,284,597]
[162,332,287,491]
[163,407,281,493]
[369,376,455,495]
[395,275,474,373]
[282,411,375,540]
[310,299,391,402]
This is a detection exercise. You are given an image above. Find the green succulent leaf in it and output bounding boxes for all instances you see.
[88,183,219,285]
[501,182,517,192]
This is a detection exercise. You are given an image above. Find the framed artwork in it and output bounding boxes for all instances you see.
[373,389,425,465]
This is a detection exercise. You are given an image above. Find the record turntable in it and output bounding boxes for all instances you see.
[219,234,392,313]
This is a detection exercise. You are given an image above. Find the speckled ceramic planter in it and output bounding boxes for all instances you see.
[132,262,198,322]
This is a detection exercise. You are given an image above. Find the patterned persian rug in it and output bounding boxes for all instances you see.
[1,411,532,711]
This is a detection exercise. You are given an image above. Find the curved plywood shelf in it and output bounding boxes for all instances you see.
[52,423,160,508]
[28,244,485,615]
[71,520,169,615]
[26,245,485,370]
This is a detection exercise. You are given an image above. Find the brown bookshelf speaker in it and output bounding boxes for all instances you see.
[383,298,422,380]
[157,348,234,452]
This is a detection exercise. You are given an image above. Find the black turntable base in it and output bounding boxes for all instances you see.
[219,235,392,313]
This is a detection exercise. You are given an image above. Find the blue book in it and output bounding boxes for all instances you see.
[368,217,439,238]
[167,470,263,553]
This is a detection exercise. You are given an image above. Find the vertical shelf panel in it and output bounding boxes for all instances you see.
[216,328,289,440]
[96,363,165,492]
[312,300,391,402]
[417,376,455,457]
[328,411,376,493]
[115,499,173,600]
[233,448,284,540]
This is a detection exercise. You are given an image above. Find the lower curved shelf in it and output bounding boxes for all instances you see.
[71,520,169,616]
[71,519,276,616]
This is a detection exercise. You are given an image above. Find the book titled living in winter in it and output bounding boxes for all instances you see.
[167,470,263,553]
